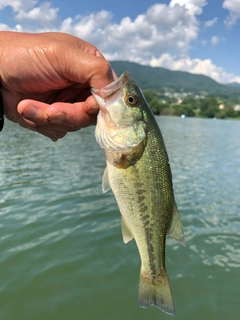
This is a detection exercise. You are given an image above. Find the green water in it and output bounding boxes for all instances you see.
[0,117,239,320]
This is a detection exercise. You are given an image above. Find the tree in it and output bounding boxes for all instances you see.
[171,104,195,117]
[172,95,198,117]
[199,97,219,118]
[143,89,167,114]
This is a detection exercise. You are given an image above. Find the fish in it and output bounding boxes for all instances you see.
[91,72,185,315]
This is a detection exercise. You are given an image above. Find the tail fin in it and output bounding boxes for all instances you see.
[138,268,175,315]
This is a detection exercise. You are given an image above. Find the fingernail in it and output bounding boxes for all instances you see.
[22,105,39,121]
[48,112,74,128]
[48,112,67,124]
[88,105,99,115]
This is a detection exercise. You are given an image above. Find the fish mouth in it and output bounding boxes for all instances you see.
[91,72,130,100]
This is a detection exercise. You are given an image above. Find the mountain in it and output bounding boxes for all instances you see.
[109,61,240,99]
[227,82,240,87]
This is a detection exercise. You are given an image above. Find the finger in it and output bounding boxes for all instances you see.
[34,126,67,141]
[19,120,67,141]
[18,99,99,131]
[53,43,115,90]
[111,68,118,80]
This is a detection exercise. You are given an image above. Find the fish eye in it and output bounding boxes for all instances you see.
[125,93,138,106]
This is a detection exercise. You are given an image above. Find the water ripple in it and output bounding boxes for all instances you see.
[0,118,240,319]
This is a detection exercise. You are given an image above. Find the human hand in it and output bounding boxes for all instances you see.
[0,31,115,141]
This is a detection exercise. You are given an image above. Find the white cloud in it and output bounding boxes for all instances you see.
[0,1,58,29]
[15,2,58,22]
[57,2,202,64]
[223,0,240,26]
[0,1,203,59]
[15,2,59,29]
[211,36,219,45]
[170,0,207,15]
[0,22,9,30]
[204,17,218,27]
[0,0,37,12]
[150,54,240,84]
[0,0,239,84]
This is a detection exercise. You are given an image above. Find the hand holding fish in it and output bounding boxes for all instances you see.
[0,31,114,140]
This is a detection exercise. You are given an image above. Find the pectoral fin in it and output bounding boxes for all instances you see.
[121,217,134,244]
[102,167,111,193]
[168,201,185,246]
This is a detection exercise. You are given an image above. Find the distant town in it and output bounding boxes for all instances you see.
[143,89,240,119]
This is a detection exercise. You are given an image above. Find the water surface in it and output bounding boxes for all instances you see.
[0,117,239,319]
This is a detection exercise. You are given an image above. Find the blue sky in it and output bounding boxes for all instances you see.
[0,0,240,84]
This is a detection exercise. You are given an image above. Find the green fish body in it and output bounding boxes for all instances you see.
[92,72,185,315]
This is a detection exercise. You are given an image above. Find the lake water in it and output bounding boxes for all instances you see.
[0,116,240,320]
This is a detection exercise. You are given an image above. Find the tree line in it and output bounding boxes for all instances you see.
[143,89,240,119]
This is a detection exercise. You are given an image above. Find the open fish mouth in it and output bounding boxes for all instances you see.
[92,72,147,151]
[91,72,130,100]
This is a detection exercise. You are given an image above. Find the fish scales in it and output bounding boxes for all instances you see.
[92,72,185,316]
[108,129,173,272]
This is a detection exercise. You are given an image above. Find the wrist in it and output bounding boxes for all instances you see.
[0,90,4,131]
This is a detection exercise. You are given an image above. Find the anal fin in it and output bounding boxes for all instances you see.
[168,201,185,246]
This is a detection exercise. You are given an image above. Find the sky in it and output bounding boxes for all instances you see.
[0,0,240,84]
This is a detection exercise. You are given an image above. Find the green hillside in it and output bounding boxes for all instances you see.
[110,61,240,99]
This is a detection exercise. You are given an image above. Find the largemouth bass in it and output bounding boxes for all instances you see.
[92,72,185,315]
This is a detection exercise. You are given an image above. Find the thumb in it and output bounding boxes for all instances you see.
[53,43,115,90]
